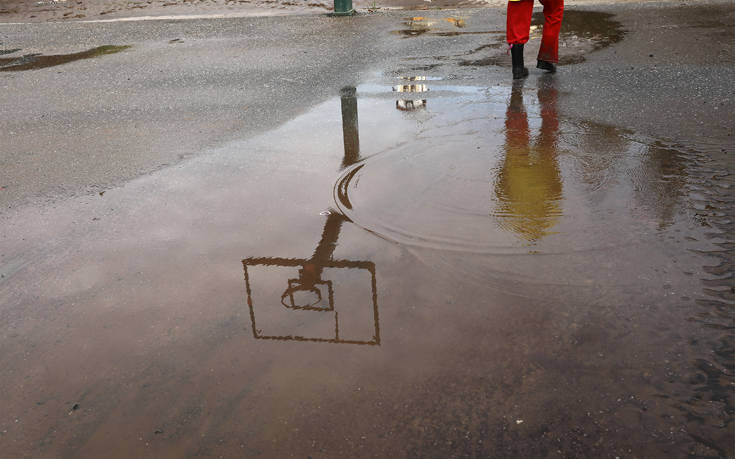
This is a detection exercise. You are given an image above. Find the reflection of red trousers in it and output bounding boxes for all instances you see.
[505,83,559,151]
[507,0,564,63]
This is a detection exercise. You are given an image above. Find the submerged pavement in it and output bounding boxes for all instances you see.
[1,2,734,457]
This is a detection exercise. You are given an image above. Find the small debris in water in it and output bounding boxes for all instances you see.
[516,419,524,425]
[68,403,80,415]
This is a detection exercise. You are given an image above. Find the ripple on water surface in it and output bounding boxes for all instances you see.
[335,78,692,255]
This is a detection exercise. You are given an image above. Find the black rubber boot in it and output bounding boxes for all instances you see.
[511,44,528,79]
[536,59,557,73]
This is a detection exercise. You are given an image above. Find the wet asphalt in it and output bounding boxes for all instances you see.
[1,1,735,457]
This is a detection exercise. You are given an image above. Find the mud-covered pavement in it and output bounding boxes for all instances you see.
[1,1,735,457]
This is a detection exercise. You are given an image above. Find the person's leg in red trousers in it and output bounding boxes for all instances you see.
[537,0,564,64]
[506,0,534,78]
[506,0,534,47]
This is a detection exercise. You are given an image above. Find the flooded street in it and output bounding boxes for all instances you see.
[1,2,734,457]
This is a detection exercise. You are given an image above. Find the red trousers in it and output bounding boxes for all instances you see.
[507,0,564,63]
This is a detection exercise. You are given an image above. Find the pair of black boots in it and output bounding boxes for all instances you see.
[511,44,556,79]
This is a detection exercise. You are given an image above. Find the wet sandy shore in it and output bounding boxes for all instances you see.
[1,1,734,457]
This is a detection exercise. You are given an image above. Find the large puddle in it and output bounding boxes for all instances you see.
[1,69,733,456]
[233,76,732,455]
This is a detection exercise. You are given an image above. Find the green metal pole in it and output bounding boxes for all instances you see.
[333,0,354,16]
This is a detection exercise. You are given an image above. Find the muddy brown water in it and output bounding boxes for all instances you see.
[0,45,130,71]
[1,8,734,459]
[1,67,733,456]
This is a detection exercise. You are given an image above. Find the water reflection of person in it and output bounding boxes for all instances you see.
[495,76,563,242]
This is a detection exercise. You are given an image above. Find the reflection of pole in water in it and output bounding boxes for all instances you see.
[242,87,379,345]
[303,83,362,299]
[286,80,361,305]
[287,212,345,305]
[243,208,379,345]
[340,86,360,169]
[289,88,357,295]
